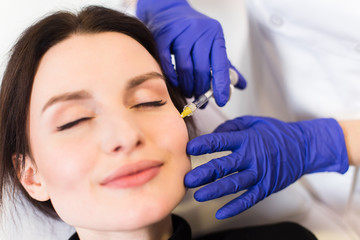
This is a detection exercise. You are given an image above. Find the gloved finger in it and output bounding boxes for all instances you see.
[213,119,242,133]
[192,31,212,99]
[210,26,230,107]
[229,62,247,89]
[159,48,179,87]
[193,170,257,201]
[213,116,254,133]
[184,153,250,188]
[186,131,245,155]
[173,38,194,98]
[215,185,266,219]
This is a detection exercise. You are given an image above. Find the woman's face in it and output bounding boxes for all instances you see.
[27,32,190,231]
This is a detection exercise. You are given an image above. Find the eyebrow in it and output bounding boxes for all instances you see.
[41,90,91,113]
[41,71,165,113]
[126,72,165,89]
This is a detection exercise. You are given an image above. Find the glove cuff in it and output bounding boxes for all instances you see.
[297,118,349,174]
[136,0,190,23]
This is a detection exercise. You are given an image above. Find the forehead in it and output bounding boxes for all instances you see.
[31,32,162,107]
[35,31,160,83]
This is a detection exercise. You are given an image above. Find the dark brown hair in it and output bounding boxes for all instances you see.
[0,6,194,219]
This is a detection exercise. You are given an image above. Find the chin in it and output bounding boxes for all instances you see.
[124,189,186,230]
[131,193,185,229]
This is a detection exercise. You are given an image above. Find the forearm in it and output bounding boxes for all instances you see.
[338,119,360,166]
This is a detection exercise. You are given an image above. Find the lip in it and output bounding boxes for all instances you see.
[100,160,163,189]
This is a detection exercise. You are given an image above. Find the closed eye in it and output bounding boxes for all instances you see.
[57,117,93,131]
[130,100,167,109]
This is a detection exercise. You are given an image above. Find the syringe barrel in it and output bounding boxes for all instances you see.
[194,90,213,108]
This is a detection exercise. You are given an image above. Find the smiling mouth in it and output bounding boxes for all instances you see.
[101,161,163,189]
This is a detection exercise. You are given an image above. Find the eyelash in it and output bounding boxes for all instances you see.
[130,100,167,109]
[57,117,93,131]
[56,101,166,131]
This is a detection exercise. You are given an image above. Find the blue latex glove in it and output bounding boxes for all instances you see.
[136,0,246,106]
[185,116,349,219]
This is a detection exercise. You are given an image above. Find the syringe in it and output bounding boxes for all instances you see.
[180,68,238,118]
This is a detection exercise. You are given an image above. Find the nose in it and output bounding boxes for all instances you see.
[100,113,143,155]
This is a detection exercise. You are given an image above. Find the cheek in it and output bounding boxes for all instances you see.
[145,110,189,157]
[31,135,98,221]
[31,132,95,192]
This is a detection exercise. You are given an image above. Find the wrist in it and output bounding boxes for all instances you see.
[297,118,349,174]
[338,119,360,166]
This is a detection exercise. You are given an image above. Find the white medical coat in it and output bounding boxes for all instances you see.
[245,0,360,121]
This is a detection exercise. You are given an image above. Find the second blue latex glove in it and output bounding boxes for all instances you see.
[136,0,246,106]
[185,116,349,219]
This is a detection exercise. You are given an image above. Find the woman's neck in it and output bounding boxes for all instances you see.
[75,215,173,240]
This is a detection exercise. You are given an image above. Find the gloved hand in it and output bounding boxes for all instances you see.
[136,0,246,106]
[185,116,349,219]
